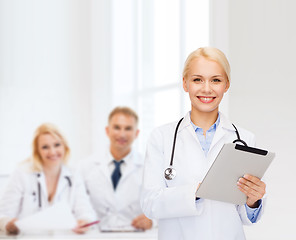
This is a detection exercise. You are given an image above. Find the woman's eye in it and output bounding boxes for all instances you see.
[55,143,61,147]
[193,78,202,82]
[41,145,48,149]
[213,78,222,82]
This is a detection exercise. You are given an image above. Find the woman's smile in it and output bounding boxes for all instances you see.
[197,96,216,103]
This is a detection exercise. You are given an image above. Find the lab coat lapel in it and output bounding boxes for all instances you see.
[92,152,117,209]
[178,112,202,147]
[118,151,140,184]
[94,150,114,187]
[103,151,115,187]
[209,113,234,153]
[120,163,133,183]
[54,166,71,200]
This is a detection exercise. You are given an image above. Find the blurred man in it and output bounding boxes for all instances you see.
[81,107,153,231]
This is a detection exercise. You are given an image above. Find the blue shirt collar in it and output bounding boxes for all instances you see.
[190,112,221,132]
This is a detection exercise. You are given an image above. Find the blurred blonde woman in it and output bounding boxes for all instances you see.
[0,123,96,235]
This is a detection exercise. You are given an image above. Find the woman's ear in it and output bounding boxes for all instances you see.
[183,77,188,92]
[224,80,230,93]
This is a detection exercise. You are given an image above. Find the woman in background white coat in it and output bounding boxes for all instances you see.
[0,123,96,235]
[141,47,266,240]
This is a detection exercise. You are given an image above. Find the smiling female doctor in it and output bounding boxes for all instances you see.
[0,123,96,235]
[141,47,266,240]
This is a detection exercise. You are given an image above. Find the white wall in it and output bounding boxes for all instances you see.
[0,0,93,173]
[212,0,296,239]
[90,0,112,152]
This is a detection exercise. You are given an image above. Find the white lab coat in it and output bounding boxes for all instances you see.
[0,161,96,233]
[141,112,265,240]
[81,150,145,228]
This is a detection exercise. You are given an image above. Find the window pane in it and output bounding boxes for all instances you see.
[138,88,181,153]
[183,0,209,56]
[153,0,180,88]
[139,0,180,90]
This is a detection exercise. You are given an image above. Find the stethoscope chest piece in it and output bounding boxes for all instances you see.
[164,117,246,181]
[164,167,176,180]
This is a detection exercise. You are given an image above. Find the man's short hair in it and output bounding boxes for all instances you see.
[108,106,139,125]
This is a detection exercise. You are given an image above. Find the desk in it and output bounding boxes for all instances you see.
[0,229,158,240]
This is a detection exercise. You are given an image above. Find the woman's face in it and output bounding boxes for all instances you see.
[183,57,229,115]
[37,133,65,168]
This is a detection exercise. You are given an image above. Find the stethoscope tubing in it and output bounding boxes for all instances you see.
[169,117,184,167]
[164,117,248,180]
[38,182,41,208]
[231,124,248,147]
[36,175,72,208]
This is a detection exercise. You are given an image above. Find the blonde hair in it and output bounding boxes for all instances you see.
[182,47,231,82]
[108,106,139,125]
[31,123,70,171]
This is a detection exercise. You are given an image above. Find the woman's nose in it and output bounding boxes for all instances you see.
[202,81,212,93]
[48,147,56,155]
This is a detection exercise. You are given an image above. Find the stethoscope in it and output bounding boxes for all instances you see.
[164,118,248,180]
[34,173,72,208]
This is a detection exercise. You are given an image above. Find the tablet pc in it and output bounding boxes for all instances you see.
[195,143,275,205]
